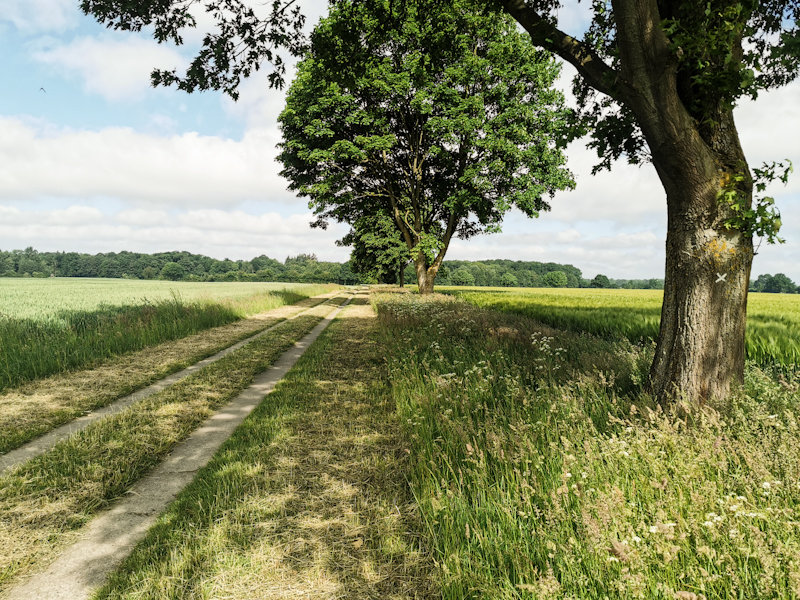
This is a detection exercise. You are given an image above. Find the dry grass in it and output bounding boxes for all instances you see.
[0,295,335,453]
[96,298,437,600]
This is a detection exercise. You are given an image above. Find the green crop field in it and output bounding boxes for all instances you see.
[0,278,337,390]
[0,278,329,320]
[441,287,800,368]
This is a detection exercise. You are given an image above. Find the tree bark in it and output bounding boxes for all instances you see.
[608,0,754,404]
[648,151,753,403]
[415,255,439,295]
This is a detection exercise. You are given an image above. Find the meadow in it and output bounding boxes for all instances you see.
[441,287,800,368]
[0,278,337,391]
[374,292,800,599]
[2,285,800,598]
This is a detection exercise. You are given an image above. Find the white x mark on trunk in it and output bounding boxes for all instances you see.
[716,272,728,283]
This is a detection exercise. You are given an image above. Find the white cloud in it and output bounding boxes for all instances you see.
[116,209,170,226]
[447,226,665,278]
[549,142,666,227]
[0,0,78,33]
[588,231,659,248]
[556,228,582,243]
[0,117,297,206]
[32,35,187,102]
[0,204,350,261]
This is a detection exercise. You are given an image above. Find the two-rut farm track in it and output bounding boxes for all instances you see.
[0,290,432,600]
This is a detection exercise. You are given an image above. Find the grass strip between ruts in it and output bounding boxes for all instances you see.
[0,304,338,591]
[0,295,336,454]
[92,298,436,600]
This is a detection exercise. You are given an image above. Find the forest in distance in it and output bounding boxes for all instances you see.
[1,247,799,292]
[2,246,649,289]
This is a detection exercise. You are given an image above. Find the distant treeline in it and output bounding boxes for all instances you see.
[438,260,664,289]
[0,247,667,290]
[0,248,361,284]
[749,273,800,294]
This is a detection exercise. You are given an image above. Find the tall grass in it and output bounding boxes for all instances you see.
[444,287,800,368]
[0,312,330,589]
[375,293,800,599]
[0,285,335,391]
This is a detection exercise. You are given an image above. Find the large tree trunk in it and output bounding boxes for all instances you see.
[415,255,439,295]
[398,260,404,287]
[649,168,753,404]
[502,0,755,404]
[629,71,754,404]
[608,0,754,404]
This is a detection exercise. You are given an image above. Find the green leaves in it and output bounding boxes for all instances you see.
[277,0,575,276]
[721,160,793,245]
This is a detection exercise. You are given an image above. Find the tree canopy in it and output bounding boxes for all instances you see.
[338,213,412,284]
[79,0,800,401]
[276,0,575,293]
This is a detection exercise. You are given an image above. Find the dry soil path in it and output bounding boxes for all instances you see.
[0,291,346,476]
[3,293,358,600]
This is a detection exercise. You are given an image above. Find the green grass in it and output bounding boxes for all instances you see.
[92,298,435,599]
[0,294,335,455]
[441,287,800,368]
[0,306,337,589]
[0,279,335,319]
[0,280,337,391]
[374,292,800,599]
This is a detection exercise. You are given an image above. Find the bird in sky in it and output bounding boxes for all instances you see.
[39,87,46,93]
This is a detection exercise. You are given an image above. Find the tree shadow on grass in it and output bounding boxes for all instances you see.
[95,302,437,600]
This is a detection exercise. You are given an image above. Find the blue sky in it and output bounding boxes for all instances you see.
[1,0,799,281]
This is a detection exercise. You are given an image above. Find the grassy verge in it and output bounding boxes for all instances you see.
[0,286,335,392]
[93,299,435,600]
[0,294,335,454]
[0,303,338,590]
[375,292,800,599]
[443,287,800,369]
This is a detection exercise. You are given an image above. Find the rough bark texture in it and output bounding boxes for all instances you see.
[415,256,440,295]
[503,0,754,403]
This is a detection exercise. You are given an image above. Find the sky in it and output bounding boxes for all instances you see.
[1,0,798,281]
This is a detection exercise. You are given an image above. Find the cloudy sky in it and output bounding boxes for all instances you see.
[1,0,798,281]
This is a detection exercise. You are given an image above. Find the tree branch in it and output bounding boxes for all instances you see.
[498,0,619,99]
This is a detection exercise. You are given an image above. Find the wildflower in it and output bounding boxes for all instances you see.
[632,536,642,543]
[762,481,771,490]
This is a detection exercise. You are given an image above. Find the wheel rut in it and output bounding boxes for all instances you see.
[0,292,346,475]
[3,294,358,600]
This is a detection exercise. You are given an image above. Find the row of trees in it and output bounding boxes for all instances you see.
[0,248,361,284]
[750,273,800,294]
[4,248,652,288]
[439,260,665,289]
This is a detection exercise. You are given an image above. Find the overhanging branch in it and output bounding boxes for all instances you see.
[499,0,619,99]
